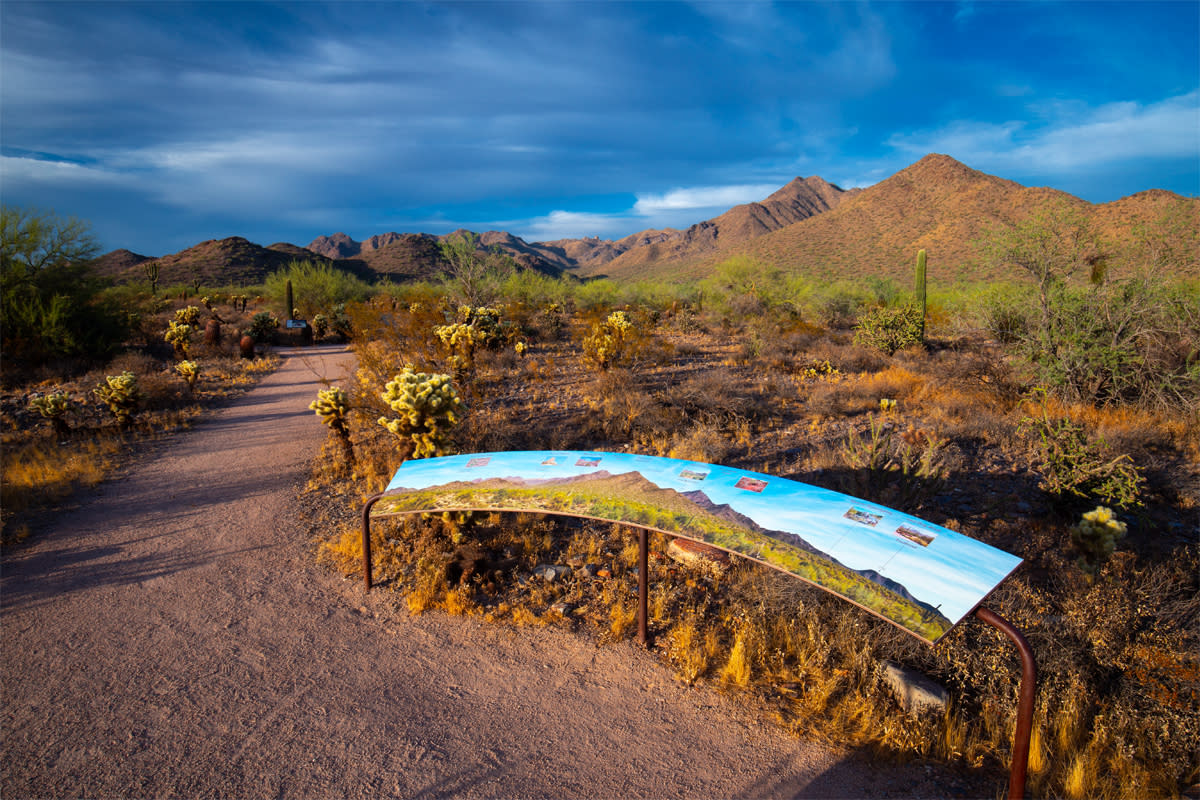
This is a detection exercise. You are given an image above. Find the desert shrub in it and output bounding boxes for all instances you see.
[496,270,573,308]
[974,283,1034,344]
[264,260,371,319]
[853,304,925,355]
[574,278,621,311]
[810,281,875,329]
[582,369,675,445]
[1020,391,1144,509]
[833,414,948,512]
[0,206,132,368]
[377,367,465,459]
[1029,280,1200,410]
[94,371,141,427]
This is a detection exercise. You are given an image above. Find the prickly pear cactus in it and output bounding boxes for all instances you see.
[377,367,464,459]
[94,371,142,427]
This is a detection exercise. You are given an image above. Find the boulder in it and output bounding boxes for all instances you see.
[881,660,949,716]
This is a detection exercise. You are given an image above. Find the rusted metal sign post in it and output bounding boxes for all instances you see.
[362,451,1037,799]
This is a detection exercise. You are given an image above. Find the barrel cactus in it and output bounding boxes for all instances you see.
[377,367,464,459]
[94,371,141,427]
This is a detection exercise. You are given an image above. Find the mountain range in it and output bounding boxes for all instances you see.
[90,154,1198,287]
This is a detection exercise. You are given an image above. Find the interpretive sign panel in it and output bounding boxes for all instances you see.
[373,451,1022,643]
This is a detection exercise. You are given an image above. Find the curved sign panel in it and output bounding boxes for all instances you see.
[373,451,1023,644]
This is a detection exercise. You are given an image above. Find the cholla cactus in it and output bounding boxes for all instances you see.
[582,310,638,370]
[879,398,897,413]
[176,360,200,392]
[94,371,141,427]
[175,305,202,326]
[311,313,329,340]
[377,367,464,459]
[514,341,527,357]
[164,320,195,357]
[30,391,73,438]
[310,386,354,464]
[1070,506,1127,576]
[433,305,505,368]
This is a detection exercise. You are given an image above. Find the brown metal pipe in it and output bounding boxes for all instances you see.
[975,605,1037,800]
[637,528,649,646]
[361,493,384,591]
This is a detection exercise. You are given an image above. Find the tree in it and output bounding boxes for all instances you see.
[437,231,516,306]
[981,200,1105,356]
[1,206,125,365]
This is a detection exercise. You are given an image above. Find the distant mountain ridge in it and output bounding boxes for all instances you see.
[90,154,1197,287]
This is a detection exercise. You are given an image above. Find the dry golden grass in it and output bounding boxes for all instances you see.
[303,294,1199,800]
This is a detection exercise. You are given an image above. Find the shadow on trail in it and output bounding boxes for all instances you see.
[1,538,273,615]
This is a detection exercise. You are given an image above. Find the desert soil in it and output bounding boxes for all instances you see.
[2,345,988,799]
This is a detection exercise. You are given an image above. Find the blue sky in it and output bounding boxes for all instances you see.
[383,450,1023,633]
[2,1,1197,257]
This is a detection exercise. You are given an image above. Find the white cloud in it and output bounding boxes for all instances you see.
[632,184,780,214]
[510,179,792,241]
[887,89,1200,173]
[514,210,638,242]
[0,155,133,188]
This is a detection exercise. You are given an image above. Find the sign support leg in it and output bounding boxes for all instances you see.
[361,493,384,590]
[975,605,1036,800]
[638,528,649,646]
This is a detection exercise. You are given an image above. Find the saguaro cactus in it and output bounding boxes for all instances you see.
[285,279,295,321]
[915,249,927,341]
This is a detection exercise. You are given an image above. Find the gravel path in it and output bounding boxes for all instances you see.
[2,346,981,799]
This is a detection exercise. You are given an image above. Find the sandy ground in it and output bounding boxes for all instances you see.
[2,345,992,799]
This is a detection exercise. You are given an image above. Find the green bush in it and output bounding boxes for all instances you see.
[264,260,371,319]
[1,206,128,366]
[852,304,924,355]
[1027,280,1200,409]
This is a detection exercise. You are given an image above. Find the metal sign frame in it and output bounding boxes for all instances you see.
[361,451,1036,799]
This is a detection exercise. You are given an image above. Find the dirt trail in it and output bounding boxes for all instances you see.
[2,346,981,799]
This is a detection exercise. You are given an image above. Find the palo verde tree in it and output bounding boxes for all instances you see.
[438,231,518,306]
[981,199,1105,356]
[0,206,127,367]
